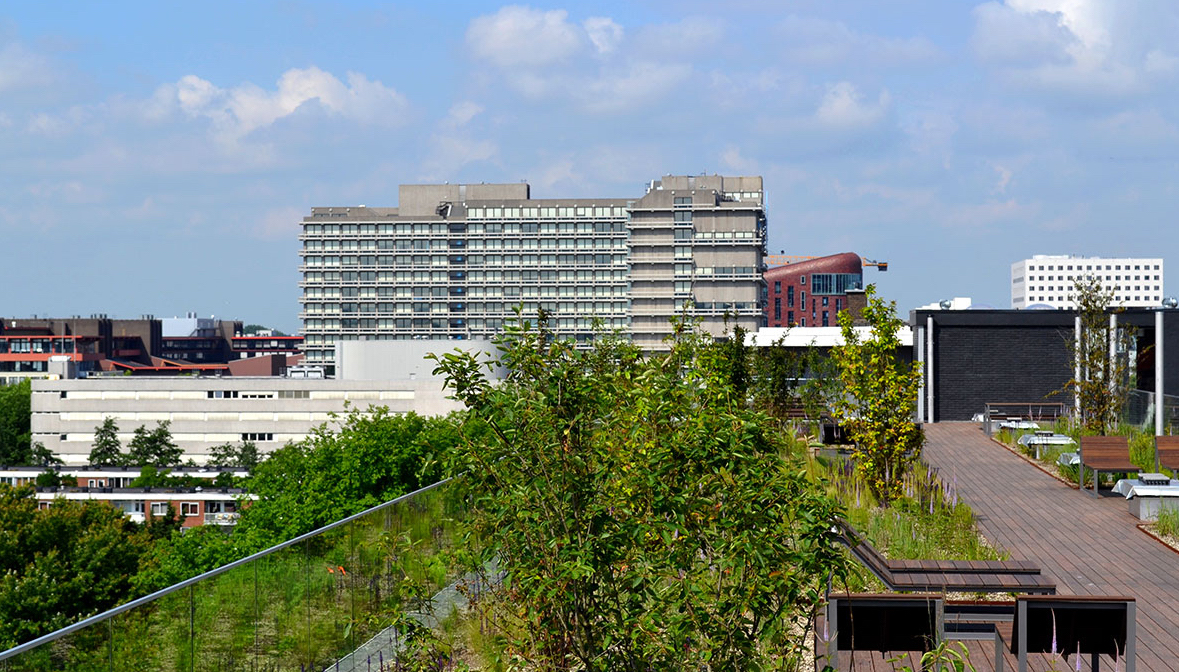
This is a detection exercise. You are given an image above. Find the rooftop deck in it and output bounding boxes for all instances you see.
[826,422,1179,671]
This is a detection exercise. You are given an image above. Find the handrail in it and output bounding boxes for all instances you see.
[0,476,454,662]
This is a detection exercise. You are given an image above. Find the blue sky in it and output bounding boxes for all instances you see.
[2,1,1176,332]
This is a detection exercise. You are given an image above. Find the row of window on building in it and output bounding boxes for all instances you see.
[1028,263,1160,271]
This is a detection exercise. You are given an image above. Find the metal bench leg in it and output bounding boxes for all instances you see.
[825,599,838,671]
[1127,601,1136,672]
[994,626,1004,672]
[1017,600,1028,672]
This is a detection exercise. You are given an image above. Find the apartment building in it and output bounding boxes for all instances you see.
[1011,255,1165,309]
[299,175,767,370]
[763,252,864,327]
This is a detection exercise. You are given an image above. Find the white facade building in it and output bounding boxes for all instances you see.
[30,340,501,466]
[1011,255,1164,309]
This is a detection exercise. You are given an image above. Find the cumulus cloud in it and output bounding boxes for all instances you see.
[0,41,54,93]
[466,6,583,67]
[779,15,940,66]
[577,62,691,113]
[815,82,891,128]
[584,17,623,55]
[971,0,1179,97]
[634,17,724,56]
[255,205,305,240]
[464,6,697,114]
[443,100,485,128]
[152,67,408,143]
[421,101,498,180]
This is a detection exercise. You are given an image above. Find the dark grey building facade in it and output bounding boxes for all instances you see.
[912,308,1179,422]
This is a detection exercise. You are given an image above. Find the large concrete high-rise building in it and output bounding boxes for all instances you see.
[299,175,767,371]
[1011,255,1165,309]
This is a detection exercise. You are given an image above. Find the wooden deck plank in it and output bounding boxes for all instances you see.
[922,423,1179,672]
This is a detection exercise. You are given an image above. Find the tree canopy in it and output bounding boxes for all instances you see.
[432,315,846,669]
[127,421,182,467]
[0,484,151,649]
[89,417,123,466]
[831,284,924,503]
[0,380,33,465]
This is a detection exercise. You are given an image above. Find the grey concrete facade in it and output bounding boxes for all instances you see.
[335,339,504,381]
[30,377,465,466]
[299,175,767,369]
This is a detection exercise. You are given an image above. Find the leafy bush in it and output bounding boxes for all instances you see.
[433,316,848,670]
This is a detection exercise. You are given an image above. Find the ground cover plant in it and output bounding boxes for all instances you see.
[432,314,848,671]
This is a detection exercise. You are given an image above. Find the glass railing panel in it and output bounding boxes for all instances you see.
[1,624,112,672]
[0,480,462,671]
[111,586,190,672]
[192,560,258,672]
[253,541,310,670]
[304,531,354,670]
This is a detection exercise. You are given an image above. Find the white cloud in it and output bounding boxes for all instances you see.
[991,163,1014,193]
[971,0,1179,97]
[421,135,498,180]
[0,41,54,93]
[634,17,723,56]
[971,2,1076,65]
[815,82,891,128]
[255,206,304,240]
[422,101,497,180]
[1144,49,1179,75]
[466,6,583,68]
[154,67,408,143]
[443,100,484,128]
[720,145,758,174]
[536,157,577,189]
[778,16,940,66]
[464,8,695,114]
[577,62,691,114]
[584,17,623,55]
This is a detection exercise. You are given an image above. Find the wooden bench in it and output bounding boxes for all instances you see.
[1155,435,1179,474]
[1079,436,1140,497]
[833,520,1056,595]
[998,595,1136,672]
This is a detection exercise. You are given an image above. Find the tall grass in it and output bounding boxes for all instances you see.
[810,455,1004,566]
[1156,507,1179,539]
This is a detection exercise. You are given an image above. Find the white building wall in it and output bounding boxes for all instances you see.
[31,377,466,466]
[1011,255,1164,309]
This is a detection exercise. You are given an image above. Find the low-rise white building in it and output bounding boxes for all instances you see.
[1011,255,1164,309]
[31,340,501,466]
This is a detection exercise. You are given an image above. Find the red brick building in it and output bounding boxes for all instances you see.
[764,252,863,327]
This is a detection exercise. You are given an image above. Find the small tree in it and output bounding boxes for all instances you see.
[1066,276,1136,434]
[207,442,237,467]
[128,421,181,467]
[431,314,848,669]
[89,417,123,466]
[831,285,924,504]
[0,380,32,465]
[208,441,259,470]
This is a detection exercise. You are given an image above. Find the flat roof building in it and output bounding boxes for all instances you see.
[299,175,767,372]
[30,340,500,465]
[1011,255,1165,309]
